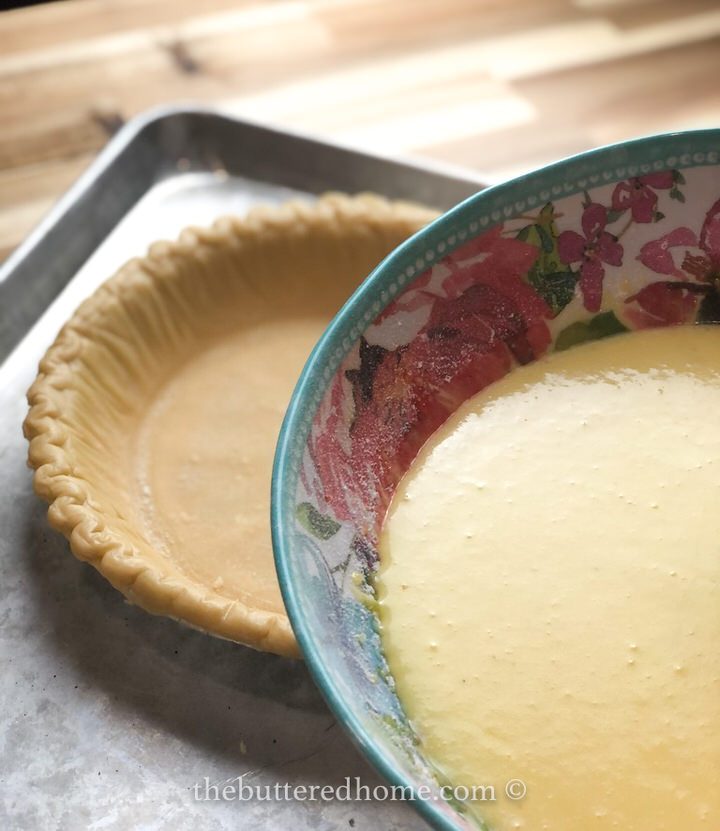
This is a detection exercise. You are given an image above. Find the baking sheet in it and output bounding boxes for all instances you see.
[0,107,485,830]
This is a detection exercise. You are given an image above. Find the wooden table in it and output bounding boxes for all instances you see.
[1,0,718,265]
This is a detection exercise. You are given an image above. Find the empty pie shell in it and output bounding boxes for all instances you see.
[24,193,437,657]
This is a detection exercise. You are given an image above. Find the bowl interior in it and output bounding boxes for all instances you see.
[272,130,720,829]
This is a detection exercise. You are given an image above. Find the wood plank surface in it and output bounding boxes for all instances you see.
[0,0,718,264]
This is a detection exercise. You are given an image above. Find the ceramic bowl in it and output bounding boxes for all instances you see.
[272,130,720,829]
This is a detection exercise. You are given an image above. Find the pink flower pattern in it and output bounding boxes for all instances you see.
[625,198,720,328]
[558,203,623,312]
[611,172,675,223]
[636,227,697,278]
[307,225,554,539]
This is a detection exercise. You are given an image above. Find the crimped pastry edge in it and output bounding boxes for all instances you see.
[23,192,438,657]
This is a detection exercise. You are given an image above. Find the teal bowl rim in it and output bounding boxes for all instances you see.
[271,128,720,831]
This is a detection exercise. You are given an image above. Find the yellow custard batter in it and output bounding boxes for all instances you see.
[376,326,720,830]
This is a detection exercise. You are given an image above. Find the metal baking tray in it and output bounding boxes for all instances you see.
[0,106,485,831]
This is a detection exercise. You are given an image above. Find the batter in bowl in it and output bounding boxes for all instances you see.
[377,325,720,830]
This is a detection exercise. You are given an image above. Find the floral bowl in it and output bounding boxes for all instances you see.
[272,130,720,830]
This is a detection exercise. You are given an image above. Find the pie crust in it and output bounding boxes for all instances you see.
[24,193,437,656]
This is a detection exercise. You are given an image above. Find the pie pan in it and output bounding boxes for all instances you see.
[24,193,436,656]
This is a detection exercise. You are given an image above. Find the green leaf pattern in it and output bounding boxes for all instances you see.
[296,502,341,540]
[517,203,578,315]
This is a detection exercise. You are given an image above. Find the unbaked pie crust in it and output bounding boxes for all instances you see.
[24,193,437,656]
